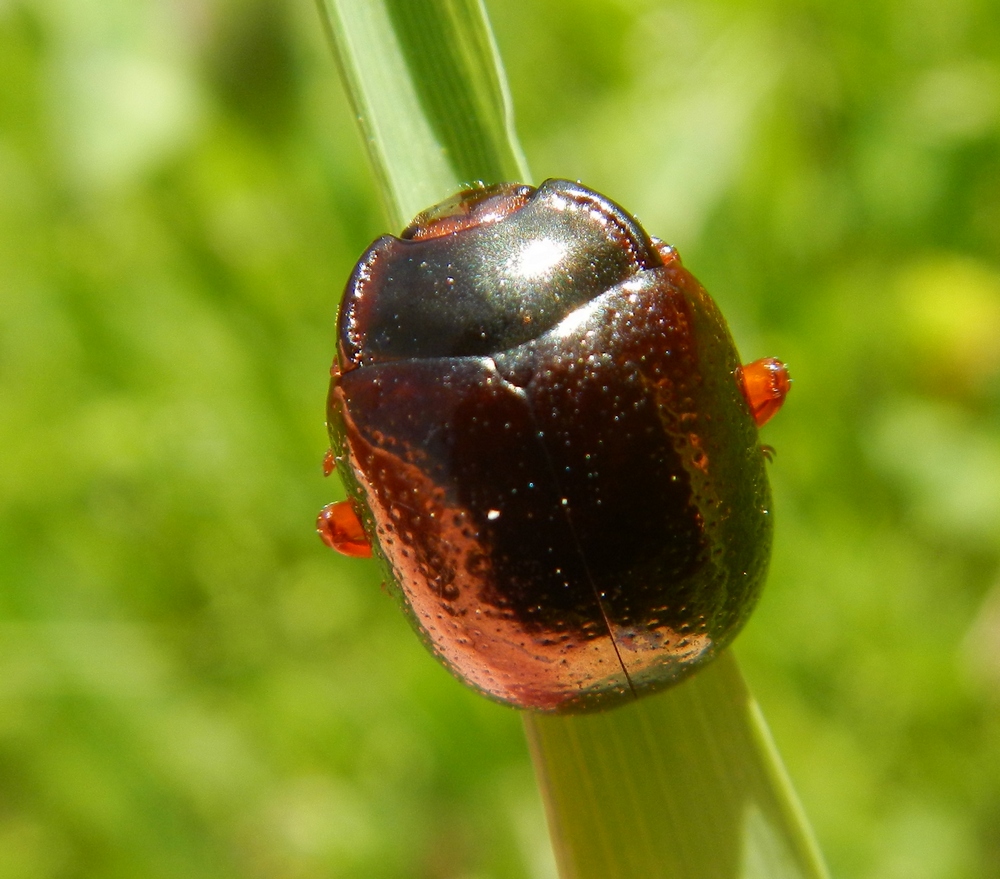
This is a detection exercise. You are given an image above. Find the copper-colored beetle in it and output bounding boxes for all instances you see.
[320,180,789,712]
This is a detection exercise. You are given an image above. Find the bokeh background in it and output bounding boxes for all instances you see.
[2,0,999,876]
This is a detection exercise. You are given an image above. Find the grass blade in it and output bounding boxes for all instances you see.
[314,3,829,876]
[315,0,528,227]
[524,651,829,879]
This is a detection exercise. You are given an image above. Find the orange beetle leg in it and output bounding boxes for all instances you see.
[651,238,681,266]
[322,449,335,477]
[317,500,373,558]
[737,358,791,427]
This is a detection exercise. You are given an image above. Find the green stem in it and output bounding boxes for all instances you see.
[314,2,829,876]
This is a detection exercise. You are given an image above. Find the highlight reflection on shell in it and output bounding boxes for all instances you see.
[326,179,781,712]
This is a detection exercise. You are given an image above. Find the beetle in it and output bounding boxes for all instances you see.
[319,179,789,712]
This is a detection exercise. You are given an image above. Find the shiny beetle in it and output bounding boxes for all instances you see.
[320,179,789,712]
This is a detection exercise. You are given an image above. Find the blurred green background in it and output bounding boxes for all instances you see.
[1,0,999,876]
